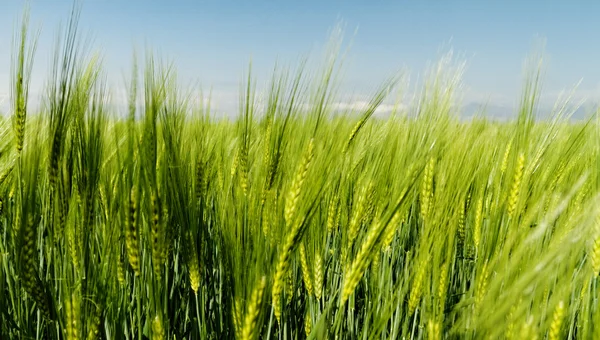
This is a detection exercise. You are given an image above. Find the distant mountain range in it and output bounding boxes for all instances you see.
[460,102,599,121]
[0,95,598,122]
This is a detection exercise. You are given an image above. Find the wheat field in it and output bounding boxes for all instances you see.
[1,5,600,340]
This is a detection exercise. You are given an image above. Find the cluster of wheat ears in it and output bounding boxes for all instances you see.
[1,4,600,340]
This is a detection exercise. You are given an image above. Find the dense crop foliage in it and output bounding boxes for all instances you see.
[2,5,600,340]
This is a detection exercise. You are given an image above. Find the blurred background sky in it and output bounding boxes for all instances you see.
[0,0,599,118]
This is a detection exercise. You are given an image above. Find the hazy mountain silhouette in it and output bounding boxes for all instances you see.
[460,102,598,121]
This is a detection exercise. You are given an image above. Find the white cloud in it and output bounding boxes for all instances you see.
[329,100,403,117]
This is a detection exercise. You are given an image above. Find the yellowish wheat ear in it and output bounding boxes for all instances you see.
[519,316,539,340]
[507,153,525,219]
[151,314,165,340]
[188,232,201,293]
[313,252,323,299]
[427,319,441,340]
[241,277,267,340]
[421,156,435,224]
[284,138,315,227]
[408,259,427,316]
[233,296,243,339]
[438,261,449,313]
[548,300,565,340]
[341,219,385,306]
[475,260,490,308]
[500,138,513,176]
[590,215,600,276]
[474,196,483,252]
[299,243,314,296]
[304,311,313,337]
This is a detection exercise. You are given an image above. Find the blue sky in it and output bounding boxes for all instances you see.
[1,0,599,116]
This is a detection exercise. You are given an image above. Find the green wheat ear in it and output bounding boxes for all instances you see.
[273,138,316,323]
[125,186,140,276]
[188,231,201,293]
[11,5,39,155]
[284,138,315,227]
